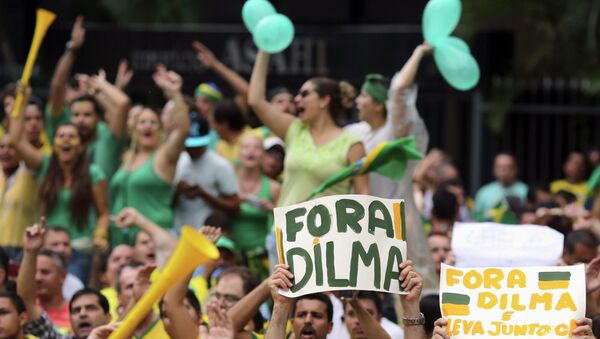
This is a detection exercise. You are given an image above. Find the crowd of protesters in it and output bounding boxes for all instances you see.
[0,16,598,338]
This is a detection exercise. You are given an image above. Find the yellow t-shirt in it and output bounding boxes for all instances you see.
[215,127,266,165]
[0,164,40,247]
[550,179,588,203]
[134,318,169,339]
[100,287,120,322]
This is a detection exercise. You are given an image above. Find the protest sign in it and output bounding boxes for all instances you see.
[452,222,564,267]
[274,194,408,297]
[440,264,585,338]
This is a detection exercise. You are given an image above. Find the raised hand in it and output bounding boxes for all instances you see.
[201,300,234,339]
[23,217,46,252]
[71,16,86,50]
[431,318,450,339]
[586,256,600,293]
[133,263,156,301]
[572,318,594,338]
[399,260,423,303]
[269,264,294,305]
[192,41,218,69]
[115,59,134,90]
[153,64,183,99]
[199,226,222,244]
[416,42,433,55]
[87,322,121,339]
[112,207,144,229]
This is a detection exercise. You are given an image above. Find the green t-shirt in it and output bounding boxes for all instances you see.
[45,105,127,179]
[233,176,272,249]
[37,155,106,245]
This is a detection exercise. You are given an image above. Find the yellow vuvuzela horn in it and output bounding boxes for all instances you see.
[109,226,219,339]
[11,8,56,118]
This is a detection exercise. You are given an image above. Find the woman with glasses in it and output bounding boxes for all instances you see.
[249,49,369,270]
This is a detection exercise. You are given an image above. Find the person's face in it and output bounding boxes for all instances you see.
[70,294,111,339]
[0,136,19,172]
[344,299,381,339]
[106,245,133,285]
[3,96,14,117]
[564,153,587,182]
[239,136,263,168]
[71,101,99,140]
[262,151,284,179]
[135,109,162,150]
[24,105,44,143]
[428,235,451,274]
[493,154,517,185]
[195,96,216,120]
[43,230,72,263]
[295,81,323,124]
[214,275,244,312]
[117,266,139,307]
[292,299,332,339]
[211,120,227,139]
[0,297,26,339]
[53,125,83,163]
[563,244,597,265]
[271,92,296,115]
[355,91,381,122]
[133,232,155,265]
[35,256,65,298]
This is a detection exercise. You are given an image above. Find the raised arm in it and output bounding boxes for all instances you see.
[153,65,190,169]
[90,70,131,139]
[228,280,270,333]
[388,43,432,140]
[49,16,85,116]
[9,85,44,170]
[399,260,427,339]
[18,223,45,321]
[348,143,369,195]
[265,264,295,339]
[248,50,295,139]
[92,180,110,252]
[113,207,176,270]
[163,273,199,339]
[193,41,249,111]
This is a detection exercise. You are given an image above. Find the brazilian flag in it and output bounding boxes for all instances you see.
[441,292,471,316]
[538,272,571,290]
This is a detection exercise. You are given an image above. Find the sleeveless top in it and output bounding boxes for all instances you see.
[233,176,272,249]
[109,152,174,245]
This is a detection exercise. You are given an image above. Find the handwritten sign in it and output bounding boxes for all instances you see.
[440,264,585,338]
[274,194,408,297]
[452,223,564,267]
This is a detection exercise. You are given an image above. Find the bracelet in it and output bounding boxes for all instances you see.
[401,312,425,326]
[93,228,108,239]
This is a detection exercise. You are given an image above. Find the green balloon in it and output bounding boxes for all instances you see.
[242,0,276,33]
[422,0,462,47]
[446,36,470,53]
[253,14,295,54]
[433,37,480,91]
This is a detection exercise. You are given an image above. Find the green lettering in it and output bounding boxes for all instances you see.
[349,241,381,289]
[368,201,394,237]
[307,204,331,237]
[335,199,364,233]
[384,246,404,291]
[326,241,349,287]
[286,207,307,242]
[287,247,313,293]
[313,242,323,286]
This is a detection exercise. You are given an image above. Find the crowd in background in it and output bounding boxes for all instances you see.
[0,17,599,339]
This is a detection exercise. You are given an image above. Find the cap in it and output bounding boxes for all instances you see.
[361,73,388,104]
[194,82,223,102]
[216,236,236,251]
[263,136,285,156]
[185,111,211,148]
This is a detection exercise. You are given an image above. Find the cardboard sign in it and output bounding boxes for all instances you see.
[440,264,586,338]
[452,223,564,267]
[274,194,408,297]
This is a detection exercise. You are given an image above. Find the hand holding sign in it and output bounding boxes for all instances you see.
[270,264,294,305]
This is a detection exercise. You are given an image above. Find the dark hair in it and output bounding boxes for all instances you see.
[0,248,9,284]
[420,294,441,335]
[69,288,110,314]
[213,100,246,132]
[533,214,572,237]
[593,315,600,338]
[432,188,458,221]
[159,289,201,319]
[565,230,599,254]
[309,77,355,125]
[341,291,382,315]
[217,266,260,295]
[267,87,291,101]
[39,123,94,229]
[0,291,26,314]
[555,190,577,205]
[70,95,100,117]
[293,292,333,322]
[39,249,67,272]
[205,211,233,234]
[46,226,71,238]
[115,262,143,293]
[27,95,45,116]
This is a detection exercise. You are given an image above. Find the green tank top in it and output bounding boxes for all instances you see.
[232,176,272,249]
[109,153,174,245]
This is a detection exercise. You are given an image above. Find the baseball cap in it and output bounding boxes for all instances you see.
[185,111,211,148]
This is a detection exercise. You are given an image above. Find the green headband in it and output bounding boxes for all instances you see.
[194,83,223,102]
[361,73,388,104]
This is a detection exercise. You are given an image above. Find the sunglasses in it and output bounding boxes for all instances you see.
[297,89,314,98]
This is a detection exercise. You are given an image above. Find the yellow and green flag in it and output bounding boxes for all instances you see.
[538,271,571,290]
[441,292,471,316]
[307,137,423,199]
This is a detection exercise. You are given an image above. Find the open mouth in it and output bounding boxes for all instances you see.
[142,131,153,138]
[77,321,92,332]
[300,326,316,339]
[297,107,305,117]
[146,252,156,262]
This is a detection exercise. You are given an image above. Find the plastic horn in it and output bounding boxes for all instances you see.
[108,226,220,339]
[11,8,56,118]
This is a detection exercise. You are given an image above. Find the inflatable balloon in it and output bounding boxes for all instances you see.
[242,0,276,33]
[253,14,295,53]
[433,37,480,90]
[446,36,470,53]
[422,0,462,47]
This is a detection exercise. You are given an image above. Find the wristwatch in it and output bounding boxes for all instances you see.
[401,312,425,326]
[65,40,76,52]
